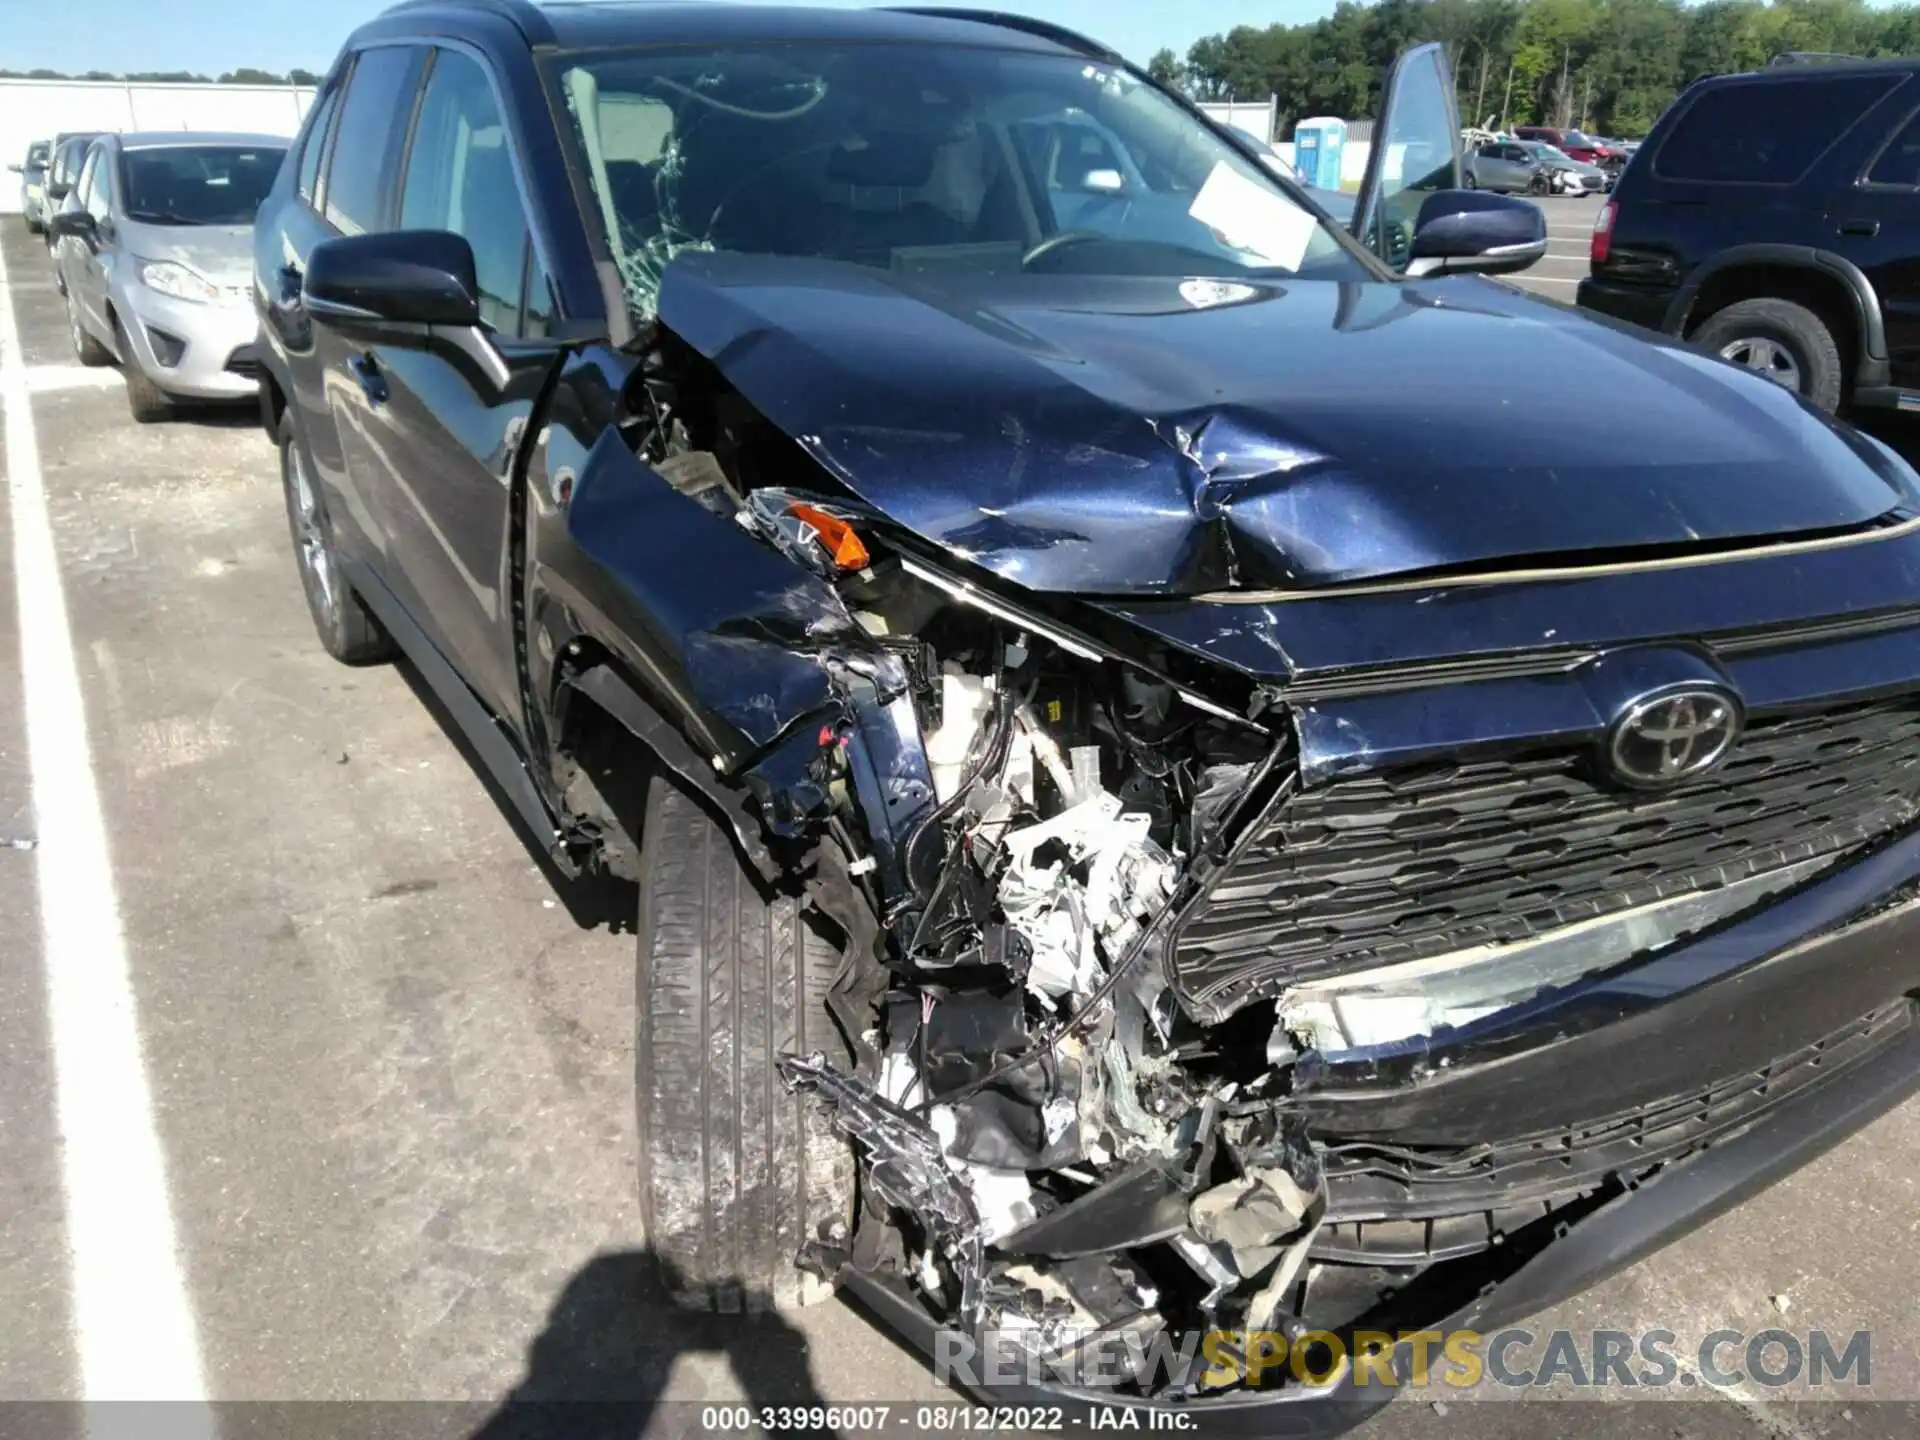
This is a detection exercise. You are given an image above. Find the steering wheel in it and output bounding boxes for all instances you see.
[1021,230,1105,269]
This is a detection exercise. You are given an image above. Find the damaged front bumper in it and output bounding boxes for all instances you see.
[820,847,1920,1426]
[838,999,1919,1429]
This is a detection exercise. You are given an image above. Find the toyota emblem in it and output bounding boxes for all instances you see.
[1606,687,1742,788]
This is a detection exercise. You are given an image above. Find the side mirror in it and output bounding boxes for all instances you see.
[48,209,94,240]
[6,163,21,174]
[303,230,480,334]
[1404,190,1546,278]
[1079,168,1126,195]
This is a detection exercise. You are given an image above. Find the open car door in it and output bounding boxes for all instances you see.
[1351,42,1462,268]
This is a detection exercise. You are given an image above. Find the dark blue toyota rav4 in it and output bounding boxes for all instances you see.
[255,0,1920,1424]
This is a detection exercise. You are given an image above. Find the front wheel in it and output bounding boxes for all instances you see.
[112,315,172,423]
[635,777,855,1311]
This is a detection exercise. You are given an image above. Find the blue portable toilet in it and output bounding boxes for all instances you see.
[1292,117,1347,191]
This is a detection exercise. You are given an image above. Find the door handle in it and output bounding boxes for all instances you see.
[346,352,389,407]
[1839,218,1880,237]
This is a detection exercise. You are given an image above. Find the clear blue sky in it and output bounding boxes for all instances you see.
[11,0,1339,75]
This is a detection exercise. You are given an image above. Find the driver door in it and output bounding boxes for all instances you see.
[1350,42,1461,269]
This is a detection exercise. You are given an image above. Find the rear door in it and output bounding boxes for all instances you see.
[1836,100,1920,387]
[355,44,563,728]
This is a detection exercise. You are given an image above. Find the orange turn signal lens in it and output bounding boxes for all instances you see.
[788,502,870,571]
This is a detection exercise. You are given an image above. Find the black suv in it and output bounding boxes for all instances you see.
[1581,57,1920,413]
[258,1,1920,1426]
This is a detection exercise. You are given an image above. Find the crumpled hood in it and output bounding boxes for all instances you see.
[657,254,1917,596]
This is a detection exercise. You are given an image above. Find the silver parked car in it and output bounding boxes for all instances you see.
[1465,140,1547,194]
[49,132,286,422]
[1518,140,1611,194]
[12,140,52,231]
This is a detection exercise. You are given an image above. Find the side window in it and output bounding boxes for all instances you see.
[73,149,98,211]
[58,141,87,193]
[324,44,428,235]
[86,151,112,223]
[297,84,342,206]
[399,47,545,334]
[1868,110,1920,187]
[1656,75,1901,185]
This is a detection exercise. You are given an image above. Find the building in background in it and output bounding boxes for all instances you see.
[1,79,315,214]
[1197,97,1279,142]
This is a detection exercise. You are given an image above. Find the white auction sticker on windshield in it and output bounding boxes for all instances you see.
[1187,161,1318,271]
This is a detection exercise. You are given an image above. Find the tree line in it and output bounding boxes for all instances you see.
[0,67,320,86]
[1148,0,1920,139]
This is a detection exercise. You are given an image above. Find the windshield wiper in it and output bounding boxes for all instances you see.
[125,211,208,226]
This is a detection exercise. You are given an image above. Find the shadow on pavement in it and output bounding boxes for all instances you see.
[393,657,638,934]
[471,1251,830,1440]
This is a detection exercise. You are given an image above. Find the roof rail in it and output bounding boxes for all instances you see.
[384,0,557,45]
[1768,51,1867,67]
[885,8,1121,62]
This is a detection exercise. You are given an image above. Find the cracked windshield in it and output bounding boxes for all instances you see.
[554,43,1366,321]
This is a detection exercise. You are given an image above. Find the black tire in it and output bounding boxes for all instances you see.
[636,777,854,1312]
[277,412,394,664]
[66,291,110,366]
[1691,297,1843,413]
[113,315,172,423]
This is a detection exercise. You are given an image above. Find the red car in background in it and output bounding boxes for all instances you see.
[1514,125,1627,168]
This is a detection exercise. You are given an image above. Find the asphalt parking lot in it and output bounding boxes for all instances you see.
[0,205,1916,1438]
[1508,191,1604,304]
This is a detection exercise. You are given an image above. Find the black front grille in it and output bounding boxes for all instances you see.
[1313,1001,1913,1263]
[1175,696,1920,1011]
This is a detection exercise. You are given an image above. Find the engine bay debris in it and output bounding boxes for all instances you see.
[746,522,1343,1396]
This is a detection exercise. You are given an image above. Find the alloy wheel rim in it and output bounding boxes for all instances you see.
[286,442,337,616]
[1718,336,1802,392]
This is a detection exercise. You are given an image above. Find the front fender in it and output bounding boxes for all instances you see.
[535,423,856,769]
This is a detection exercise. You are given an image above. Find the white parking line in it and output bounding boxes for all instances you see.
[0,246,212,1417]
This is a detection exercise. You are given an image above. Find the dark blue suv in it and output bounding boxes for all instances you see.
[1581,57,1920,414]
[255,2,1920,1424]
